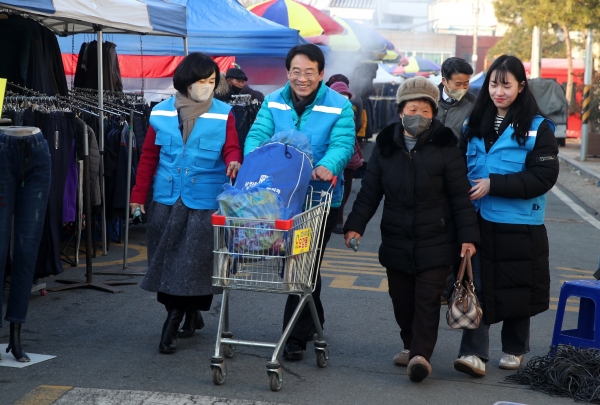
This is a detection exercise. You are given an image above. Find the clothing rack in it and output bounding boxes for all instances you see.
[3,87,140,291]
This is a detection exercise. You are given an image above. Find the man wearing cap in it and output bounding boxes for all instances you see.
[225,67,265,103]
[344,76,479,382]
[244,44,355,361]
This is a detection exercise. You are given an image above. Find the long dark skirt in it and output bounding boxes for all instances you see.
[141,198,221,311]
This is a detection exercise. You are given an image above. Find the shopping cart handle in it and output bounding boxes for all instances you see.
[331,176,338,188]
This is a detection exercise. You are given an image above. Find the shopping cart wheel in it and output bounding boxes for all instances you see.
[40,289,47,296]
[212,366,226,385]
[268,371,283,391]
[316,349,329,368]
[223,344,235,358]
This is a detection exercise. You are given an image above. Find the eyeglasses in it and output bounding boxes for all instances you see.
[289,71,317,80]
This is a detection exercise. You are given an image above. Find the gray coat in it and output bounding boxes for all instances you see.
[436,84,477,139]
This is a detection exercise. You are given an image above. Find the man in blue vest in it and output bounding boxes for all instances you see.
[245,44,355,361]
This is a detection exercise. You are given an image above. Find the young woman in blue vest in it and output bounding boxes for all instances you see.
[344,77,480,382]
[453,55,559,377]
[244,44,355,361]
[130,53,242,354]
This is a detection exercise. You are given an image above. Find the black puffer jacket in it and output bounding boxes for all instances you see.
[344,119,480,274]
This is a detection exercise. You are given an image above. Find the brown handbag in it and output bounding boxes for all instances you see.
[446,251,483,329]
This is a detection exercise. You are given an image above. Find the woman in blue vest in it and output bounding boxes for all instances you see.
[454,55,559,377]
[130,53,242,354]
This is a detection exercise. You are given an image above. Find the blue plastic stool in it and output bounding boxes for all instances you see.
[552,280,600,348]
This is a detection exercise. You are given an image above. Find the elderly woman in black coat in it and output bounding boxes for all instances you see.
[344,76,480,382]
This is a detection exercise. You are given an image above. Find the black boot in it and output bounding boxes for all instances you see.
[7,322,30,362]
[159,310,184,354]
[178,311,205,338]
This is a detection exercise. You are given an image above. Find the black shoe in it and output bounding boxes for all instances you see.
[282,340,304,361]
[7,323,30,362]
[178,311,205,338]
[159,309,184,354]
[332,224,344,234]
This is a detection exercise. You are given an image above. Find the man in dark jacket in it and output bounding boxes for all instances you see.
[225,67,265,103]
[436,57,476,139]
[344,77,479,382]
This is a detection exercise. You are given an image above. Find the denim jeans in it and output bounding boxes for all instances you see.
[458,252,531,361]
[0,130,51,327]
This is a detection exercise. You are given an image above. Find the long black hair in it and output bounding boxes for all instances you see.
[466,55,540,146]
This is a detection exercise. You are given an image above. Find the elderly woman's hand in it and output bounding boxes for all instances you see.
[227,161,241,179]
[461,243,476,258]
[344,231,362,249]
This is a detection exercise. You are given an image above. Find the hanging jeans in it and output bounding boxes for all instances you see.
[0,130,51,327]
[457,252,531,361]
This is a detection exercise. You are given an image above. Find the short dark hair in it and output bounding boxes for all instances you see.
[173,52,220,94]
[396,99,438,116]
[441,57,473,80]
[285,44,325,73]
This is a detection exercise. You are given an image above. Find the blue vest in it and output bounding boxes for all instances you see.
[267,88,347,203]
[466,115,554,225]
[149,97,231,210]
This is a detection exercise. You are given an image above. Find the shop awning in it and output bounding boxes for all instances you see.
[0,0,187,36]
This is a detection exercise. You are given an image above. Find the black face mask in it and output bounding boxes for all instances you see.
[230,85,242,95]
[402,114,432,137]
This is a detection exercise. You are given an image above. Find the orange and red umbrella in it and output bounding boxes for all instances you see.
[248,0,344,38]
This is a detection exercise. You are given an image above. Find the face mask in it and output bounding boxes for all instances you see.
[188,83,214,102]
[342,94,349,99]
[402,114,432,137]
[445,87,467,101]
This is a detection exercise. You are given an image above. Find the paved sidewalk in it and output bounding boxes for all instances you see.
[558,138,600,183]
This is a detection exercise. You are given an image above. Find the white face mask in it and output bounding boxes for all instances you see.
[342,94,349,99]
[188,83,214,102]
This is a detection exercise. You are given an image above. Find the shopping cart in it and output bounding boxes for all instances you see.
[209,179,336,391]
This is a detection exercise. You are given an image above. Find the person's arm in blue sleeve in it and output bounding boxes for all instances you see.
[244,94,275,155]
[317,100,356,175]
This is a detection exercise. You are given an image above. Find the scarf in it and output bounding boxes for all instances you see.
[174,91,214,144]
[290,81,322,117]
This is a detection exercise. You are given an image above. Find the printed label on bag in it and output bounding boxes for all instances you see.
[293,228,312,255]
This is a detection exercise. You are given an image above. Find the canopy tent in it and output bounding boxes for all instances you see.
[468,71,485,97]
[374,64,403,84]
[56,0,303,58]
[0,0,187,36]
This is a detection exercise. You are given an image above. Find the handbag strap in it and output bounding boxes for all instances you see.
[454,251,472,286]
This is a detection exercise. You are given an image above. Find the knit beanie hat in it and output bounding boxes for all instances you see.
[330,81,353,99]
[396,76,439,108]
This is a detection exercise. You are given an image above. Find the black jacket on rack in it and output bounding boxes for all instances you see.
[0,15,68,96]
[73,41,123,92]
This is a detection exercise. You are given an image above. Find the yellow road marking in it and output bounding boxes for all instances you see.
[560,274,595,279]
[326,247,379,257]
[321,259,384,269]
[550,297,579,304]
[557,267,594,274]
[14,385,73,405]
[549,304,579,312]
[320,266,386,276]
[75,244,148,268]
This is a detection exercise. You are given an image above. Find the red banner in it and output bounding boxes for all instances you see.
[62,54,236,78]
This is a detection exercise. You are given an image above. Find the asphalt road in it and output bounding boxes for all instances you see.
[2,140,600,405]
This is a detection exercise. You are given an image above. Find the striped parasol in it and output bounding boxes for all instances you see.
[248,0,345,38]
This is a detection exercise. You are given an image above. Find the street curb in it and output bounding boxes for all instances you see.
[558,152,600,184]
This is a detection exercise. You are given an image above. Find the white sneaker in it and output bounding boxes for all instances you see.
[393,349,410,367]
[499,354,524,370]
[454,355,486,377]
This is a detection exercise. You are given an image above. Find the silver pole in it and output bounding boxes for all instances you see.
[123,108,134,269]
[97,29,108,255]
[530,26,542,79]
[183,37,189,56]
[581,28,593,162]
[471,0,480,71]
